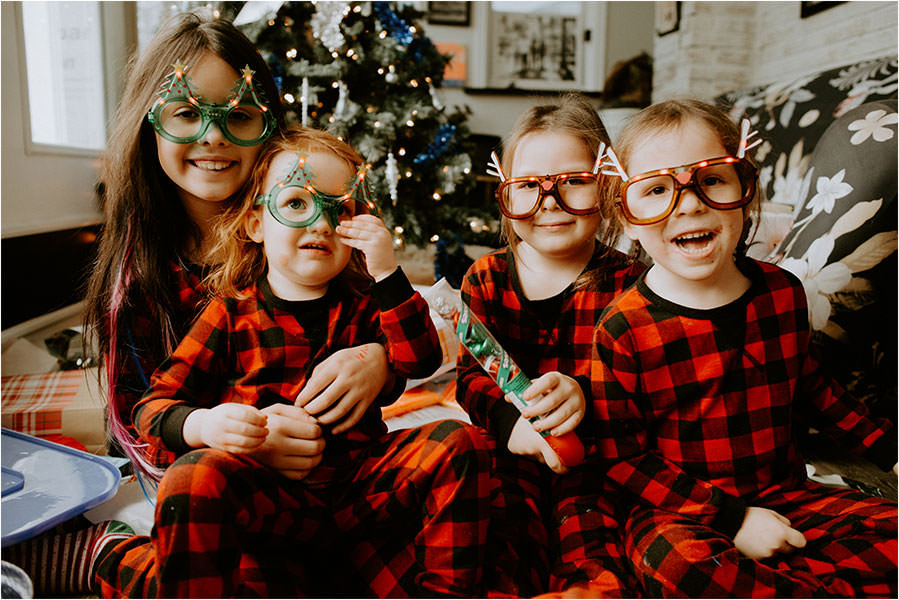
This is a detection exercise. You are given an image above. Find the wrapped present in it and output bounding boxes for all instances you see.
[1,368,106,455]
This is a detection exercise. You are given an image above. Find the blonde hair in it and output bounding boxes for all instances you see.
[498,93,622,255]
[612,98,762,256]
[206,126,372,297]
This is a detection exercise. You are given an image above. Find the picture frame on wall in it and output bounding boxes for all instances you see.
[427,1,470,26]
[800,1,845,18]
[655,1,680,36]
[486,6,582,91]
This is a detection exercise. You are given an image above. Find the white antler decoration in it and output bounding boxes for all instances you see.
[486,151,506,181]
[597,142,629,181]
[737,118,761,159]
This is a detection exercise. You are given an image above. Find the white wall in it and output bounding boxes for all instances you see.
[652,1,898,102]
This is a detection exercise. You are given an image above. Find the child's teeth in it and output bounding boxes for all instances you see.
[195,161,230,171]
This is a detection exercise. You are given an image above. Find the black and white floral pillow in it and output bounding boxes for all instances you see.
[774,100,897,416]
[717,56,898,209]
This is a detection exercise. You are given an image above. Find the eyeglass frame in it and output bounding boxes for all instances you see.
[616,156,757,226]
[147,62,276,147]
[254,154,379,229]
[494,171,603,220]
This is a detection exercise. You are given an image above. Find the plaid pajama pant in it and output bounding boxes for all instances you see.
[625,481,898,598]
[96,420,491,598]
[549,469,643,597]
[483,443,552,598]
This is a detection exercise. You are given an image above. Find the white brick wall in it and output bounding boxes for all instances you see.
[652,1,898,102]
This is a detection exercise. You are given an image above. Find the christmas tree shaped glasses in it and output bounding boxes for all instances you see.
[255,153,379,229]
[148,60,276,146]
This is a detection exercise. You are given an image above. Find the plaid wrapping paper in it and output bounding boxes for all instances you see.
[456,244,646,595]
[1,368,106,453]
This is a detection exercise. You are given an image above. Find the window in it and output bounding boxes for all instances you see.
[21,2,106,152]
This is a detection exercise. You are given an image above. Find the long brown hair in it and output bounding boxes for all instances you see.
[82,11,283,479]
[498,92,628,285]
[205,126,373,298]
[611,98,762,256]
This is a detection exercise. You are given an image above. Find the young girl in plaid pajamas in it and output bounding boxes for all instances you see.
[456,93,646,597]
[7,12,403,596]
[94,126,493,598]
[592,98,897,597]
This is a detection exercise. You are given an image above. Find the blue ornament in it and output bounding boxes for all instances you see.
[414,124,457,165]
[373,1,414,46]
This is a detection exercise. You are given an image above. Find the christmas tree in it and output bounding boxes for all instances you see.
[224,1,497,248]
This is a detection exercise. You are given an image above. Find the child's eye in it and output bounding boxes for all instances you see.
[286,198,307,210]
[562,176,592,187]
[337,202,355,218]
[228,108,253,123]
[172,107,201,121]
[701,175,725,187]
[514,180,539,191]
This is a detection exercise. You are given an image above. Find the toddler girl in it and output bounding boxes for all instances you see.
[593,98,897,597]
[101,126,493,597]
[457,93,646,596]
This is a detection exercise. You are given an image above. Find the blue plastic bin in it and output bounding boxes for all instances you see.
[1,428,120,547]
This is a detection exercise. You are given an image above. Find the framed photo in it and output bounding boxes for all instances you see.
[427,2,470,27]
[434,42,467,88]
[487,9,582,91]
[800,1,845,18]
[655,1,680,36]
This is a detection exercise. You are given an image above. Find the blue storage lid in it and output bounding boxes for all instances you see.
[2,428,121,547]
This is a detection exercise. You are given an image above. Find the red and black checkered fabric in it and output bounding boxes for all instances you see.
[592,258,897,595]
[96,420,493,598]
[134,272,442,457]
[625,481,897,597]
[112,259,209,469]
[457,245,646,596]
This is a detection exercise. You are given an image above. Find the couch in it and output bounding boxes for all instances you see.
[716,55,897,497]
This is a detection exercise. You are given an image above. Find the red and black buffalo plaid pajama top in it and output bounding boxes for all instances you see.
[457,245,646,596]
[96,268,493,598]
[110,259,209,470]
[592,257,898,597]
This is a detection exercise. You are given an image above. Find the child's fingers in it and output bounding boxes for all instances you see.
[548,412,582,437]
[538,437,567,475]
[520,388,564,419]
[521,373,557,403]
[785,527,807,549]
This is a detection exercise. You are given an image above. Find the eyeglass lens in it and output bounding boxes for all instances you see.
[624,162,748,222]
[157,101,267,142]
[499,174,598,218]
[273,187,362,226]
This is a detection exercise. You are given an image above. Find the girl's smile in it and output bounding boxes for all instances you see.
[508,131,601,262]
[155,53,262,212]
[622,118,750,307]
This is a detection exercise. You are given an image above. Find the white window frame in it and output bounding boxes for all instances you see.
[14,1,135,158]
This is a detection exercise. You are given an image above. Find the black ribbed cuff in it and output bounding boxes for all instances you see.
[370,267,413,310]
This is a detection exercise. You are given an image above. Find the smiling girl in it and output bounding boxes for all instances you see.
[592,98,897,597]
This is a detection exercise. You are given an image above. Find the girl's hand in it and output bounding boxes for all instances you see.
[250,404,325,480]
[335,214,397,281]
[182,403,268,453]
[507,416,568,475]
[519,372,586,437]
[295,343,390,434]
[733,506,807,560]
